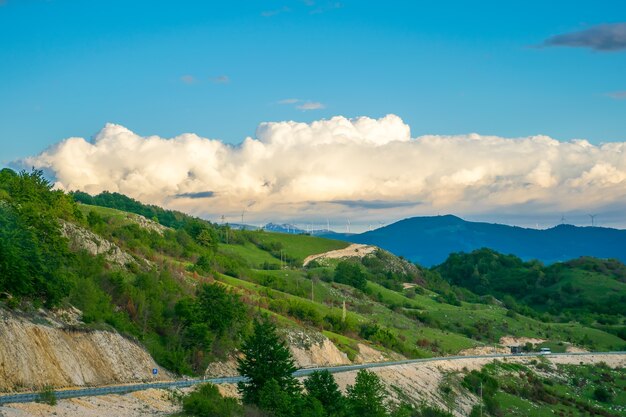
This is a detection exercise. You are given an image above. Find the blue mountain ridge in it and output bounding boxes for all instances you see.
[319,214,626,267]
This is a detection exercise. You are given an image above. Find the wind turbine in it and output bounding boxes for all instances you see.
[560,214,566,225]
[588,214,597,227]
[241,201,256,226]
[346,219,351,234]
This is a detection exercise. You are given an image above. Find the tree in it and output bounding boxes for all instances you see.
[346,370,388,417]
[304,370,345,416]
[334,261,368,292]
[237,317,300,406]
[258,378,298,417]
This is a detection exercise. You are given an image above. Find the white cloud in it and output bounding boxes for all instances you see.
[22,114,626,227]
[296,101,325,110]
[278,98,325,110]
[278,98,300,104]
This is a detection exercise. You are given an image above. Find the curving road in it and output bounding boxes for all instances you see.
[0,351,624,405]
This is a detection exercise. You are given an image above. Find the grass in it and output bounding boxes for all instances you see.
[248,231,349,264]
[219,243,279,268]
[78,203,134,222]
[322,330,361,361]
[476,361,626,417]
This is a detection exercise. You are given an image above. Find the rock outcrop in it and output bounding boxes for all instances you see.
[284,329,351,368]
[60,221,134,267]
[0,309,169,392]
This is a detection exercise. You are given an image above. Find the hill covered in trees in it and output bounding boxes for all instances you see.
[435,248,626,339]
[326,214,626,266]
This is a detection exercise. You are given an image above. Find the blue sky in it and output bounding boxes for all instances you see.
[2,0,626,164]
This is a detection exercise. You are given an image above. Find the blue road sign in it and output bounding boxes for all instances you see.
[152,368,158,375]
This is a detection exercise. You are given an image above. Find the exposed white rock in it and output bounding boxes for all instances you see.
[60,221,135,267]
[0,309,170,392]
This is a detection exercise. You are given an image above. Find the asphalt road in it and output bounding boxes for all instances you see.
[0,351,624,405]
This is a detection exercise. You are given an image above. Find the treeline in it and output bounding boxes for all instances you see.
[72,190,187,229]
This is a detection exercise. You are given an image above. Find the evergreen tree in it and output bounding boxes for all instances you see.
[334,261,368,292]
[304,370,345,417]
[258,378,297,417]
[346,370,388,417]
[237,317,300,406]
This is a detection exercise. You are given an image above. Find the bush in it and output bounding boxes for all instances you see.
[38,385,57,406]
[593,386,613,403]
[182,383,243,417]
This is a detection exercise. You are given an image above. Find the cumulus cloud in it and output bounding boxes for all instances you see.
[21,114,626,227]
[541,23,626,51]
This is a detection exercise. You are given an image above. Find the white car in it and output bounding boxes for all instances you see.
[538,347,552,355]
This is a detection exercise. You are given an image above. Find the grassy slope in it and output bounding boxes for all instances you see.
[76,203,625,361]
[251,232,350,264]
[485,361,626,416]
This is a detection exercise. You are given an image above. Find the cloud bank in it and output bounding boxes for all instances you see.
[23,114,626,227]
[542,23,626,51]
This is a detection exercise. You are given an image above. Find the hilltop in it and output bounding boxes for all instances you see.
[323,214,626,266]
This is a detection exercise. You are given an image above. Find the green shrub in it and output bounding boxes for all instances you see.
[182,383,242,417]
[38,385,57,406]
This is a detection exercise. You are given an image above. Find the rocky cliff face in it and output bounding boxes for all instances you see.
[60,221,134,267]
[0,309,169,392]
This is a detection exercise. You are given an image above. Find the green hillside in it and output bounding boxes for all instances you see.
[436,248,626,340]
[1,169,625,380]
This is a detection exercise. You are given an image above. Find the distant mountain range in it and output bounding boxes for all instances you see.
[319,215,626,267]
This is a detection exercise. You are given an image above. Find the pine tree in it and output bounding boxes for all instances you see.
[346,370,388,417]
[304,370,345,416]
[237,317,300,406]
